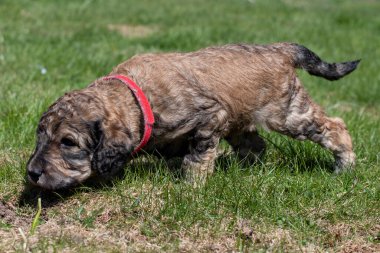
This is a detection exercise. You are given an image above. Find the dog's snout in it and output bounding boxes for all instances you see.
[28,168,43,183]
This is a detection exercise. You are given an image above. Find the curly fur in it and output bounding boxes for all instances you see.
[27,42,359,190]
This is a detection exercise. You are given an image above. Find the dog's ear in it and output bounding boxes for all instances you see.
[90,119,133,177]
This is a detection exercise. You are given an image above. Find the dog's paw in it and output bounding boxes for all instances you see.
[182,156,213,187]
[334,151,356,173]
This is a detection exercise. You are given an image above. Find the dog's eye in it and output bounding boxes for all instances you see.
[61,138,78,147]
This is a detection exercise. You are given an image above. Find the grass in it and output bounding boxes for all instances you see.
[0,0,379,252]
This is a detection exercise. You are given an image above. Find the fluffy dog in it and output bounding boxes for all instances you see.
[27,43,359,190]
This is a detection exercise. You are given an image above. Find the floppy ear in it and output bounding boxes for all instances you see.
[91,118,133,177]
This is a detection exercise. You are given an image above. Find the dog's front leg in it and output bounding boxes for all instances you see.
[182,133,220,185]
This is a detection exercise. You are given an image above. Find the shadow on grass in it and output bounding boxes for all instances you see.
[285,157,335,173]
[18,149,335,208]
[215,150,334,174]
[262,135,336,173]
[17,156,179,208]
[17,167,129,208]
[18,179,110,208]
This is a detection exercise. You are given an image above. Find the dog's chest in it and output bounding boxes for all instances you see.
[145,134,190,159]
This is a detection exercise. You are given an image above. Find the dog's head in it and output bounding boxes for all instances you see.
[27,83,138,190]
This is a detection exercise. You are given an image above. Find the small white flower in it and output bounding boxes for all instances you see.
[38,66,47,75]
[41,68,47,75]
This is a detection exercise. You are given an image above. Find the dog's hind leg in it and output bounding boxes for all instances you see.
[225,129,266,164]
[268,77,355,172]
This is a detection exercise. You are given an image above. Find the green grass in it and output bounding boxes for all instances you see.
[1,0,379,252]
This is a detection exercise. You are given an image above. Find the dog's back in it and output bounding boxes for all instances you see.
[111,43,359,126]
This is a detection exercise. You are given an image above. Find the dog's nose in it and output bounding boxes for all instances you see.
[28,168,43,183]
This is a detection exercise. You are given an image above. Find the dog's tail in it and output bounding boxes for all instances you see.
[287,43,360,81]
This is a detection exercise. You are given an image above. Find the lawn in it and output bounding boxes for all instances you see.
[0,0,379,252]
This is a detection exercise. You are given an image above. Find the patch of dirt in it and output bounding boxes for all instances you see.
[107,24,158,38]
[2,190,379,252]
[0,201,29,228]
[251,227,320,252]
[338,238,380,253]
[315,220,380,252]
[234,219,317,252]
[325,222,380,253]
[1,217,235,252]
[2,207,379,252]
[178,234,235,252]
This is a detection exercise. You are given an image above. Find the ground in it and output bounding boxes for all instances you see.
[0,0,379,252]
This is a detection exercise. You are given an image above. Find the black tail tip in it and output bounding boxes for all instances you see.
[343,59,361,74]
[350,59,361,69]
[336,59,361,80]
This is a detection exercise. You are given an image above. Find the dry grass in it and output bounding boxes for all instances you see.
[1,188,379,252]
[1,0,380,252]
[107,24,158,38]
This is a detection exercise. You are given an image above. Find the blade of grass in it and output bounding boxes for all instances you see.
[30,197,42,235]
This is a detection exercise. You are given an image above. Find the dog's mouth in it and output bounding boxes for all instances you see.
[28,173,78,191]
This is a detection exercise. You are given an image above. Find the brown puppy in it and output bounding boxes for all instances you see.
[27,43,359,190]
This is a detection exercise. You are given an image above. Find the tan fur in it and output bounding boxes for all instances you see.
[27,43,357,190]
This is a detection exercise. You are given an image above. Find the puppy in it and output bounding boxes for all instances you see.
[27,43,359,190]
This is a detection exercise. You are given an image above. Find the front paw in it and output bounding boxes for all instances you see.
[334,151,356,173]
[182,155,214,186]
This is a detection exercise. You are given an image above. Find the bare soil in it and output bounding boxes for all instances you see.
[0,201,29,228]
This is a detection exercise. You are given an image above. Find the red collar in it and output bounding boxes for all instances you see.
[102,75,155,155]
